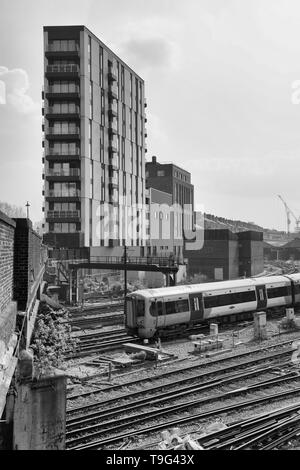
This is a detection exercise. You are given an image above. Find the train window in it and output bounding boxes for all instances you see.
[150,302,156,316]
[204,291,256,309]
[294,284,300,295]
[267,286,291,299]
[165,299,189,315]
[193,298,199,311]
[157,301,163,316]
[136,299,145,316]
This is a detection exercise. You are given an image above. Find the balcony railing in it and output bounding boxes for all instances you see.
[47,210,80,219]
[108,68,117,81]
[47,169,80,177]
[47,127,80,135]
[46,44,79,53]
[47,85,80,94]
[109,119,118,133]
[109,138,118,153]
[47,148,80,156]
[46,64,79,74]
[47,106,80,115]
[108,101,118,115]
[46,190,80,198]
[108,84,118,99]
[109,154,119,169]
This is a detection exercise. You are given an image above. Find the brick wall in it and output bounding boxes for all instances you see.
[0,211,17,347]
[13,219,47,311]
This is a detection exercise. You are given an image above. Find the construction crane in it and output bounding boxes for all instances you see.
[278,195,300,234]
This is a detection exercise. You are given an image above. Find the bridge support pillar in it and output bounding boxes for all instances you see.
[13,351,66,450]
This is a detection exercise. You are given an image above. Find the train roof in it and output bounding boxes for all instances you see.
[131,278,257,299]
[284,272,300,282]
[251,275,290,284]
[129,275,292,299]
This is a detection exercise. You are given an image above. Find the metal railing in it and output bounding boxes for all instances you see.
[47,127,80,135]
[47,85,80,94]
[46,43,79,53]
[46,190,80,197]
[47,210,80,218]
[89,255,179,267]
[47,168,80,177]
[46,64,79,73]
[48,148,80,156]
[47,106,80,114]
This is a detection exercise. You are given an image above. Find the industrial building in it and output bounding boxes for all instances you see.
[184,229,264,281]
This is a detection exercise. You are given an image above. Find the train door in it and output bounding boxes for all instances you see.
[125,296,135,329]
[255,285,267,310]
[189,293,204,322]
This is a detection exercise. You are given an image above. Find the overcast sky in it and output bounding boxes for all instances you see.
[1,0,300,230]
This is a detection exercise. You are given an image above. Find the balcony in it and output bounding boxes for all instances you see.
[46,168,81,181]
[108,68,117,82]
[46,85,80,100]
[46,106,80,120]
[108,101,118,117]
[109,138,118,153]
[109,154,119,170]
[46,210,80,219]
[47,168,80,177]
[45,190,81,201]
[108,189,119,205]
[108,84,118,100]
[108,119,118,135]
[45,64,80,79]
[46,148,80,161]
[46,127,80,141]
[45,43,80,58]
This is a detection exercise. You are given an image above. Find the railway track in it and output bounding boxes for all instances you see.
[67,337,299,401]
[197,401,300,450]
[65,339,300,449]
[66,377,300,450]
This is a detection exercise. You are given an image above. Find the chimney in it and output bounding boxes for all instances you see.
[152,155,157,164]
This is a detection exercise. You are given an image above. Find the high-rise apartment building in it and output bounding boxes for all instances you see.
[42,26,147,252]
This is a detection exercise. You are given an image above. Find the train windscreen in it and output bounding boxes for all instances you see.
[136,299,145,317]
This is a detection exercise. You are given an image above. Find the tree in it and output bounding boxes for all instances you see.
[0,201,26,218]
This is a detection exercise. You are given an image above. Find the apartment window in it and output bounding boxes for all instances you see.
[88,36,91,78]
[123,173,126,196]
[90,160,93,198]
[130,73,133,108]
[136,145,139,177]
[101,89,105,126]
[101,166,105,201]
[157,170,165,177]
[139,81,142,114]
[146,171,149,178]
[51,81,77,93]
[100,125,104,162]
[129,110,133,141]
[117,62,120,96]
[121,65,125,101]
[90,81,93,119]
[99,46,103,87]
[122,104,126,137]
[130,142,133,173]
[89,120,92,158]
[121,138,125,170]
[50,40,77,52]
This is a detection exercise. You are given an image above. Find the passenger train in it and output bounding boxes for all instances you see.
[125,273,300,339]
